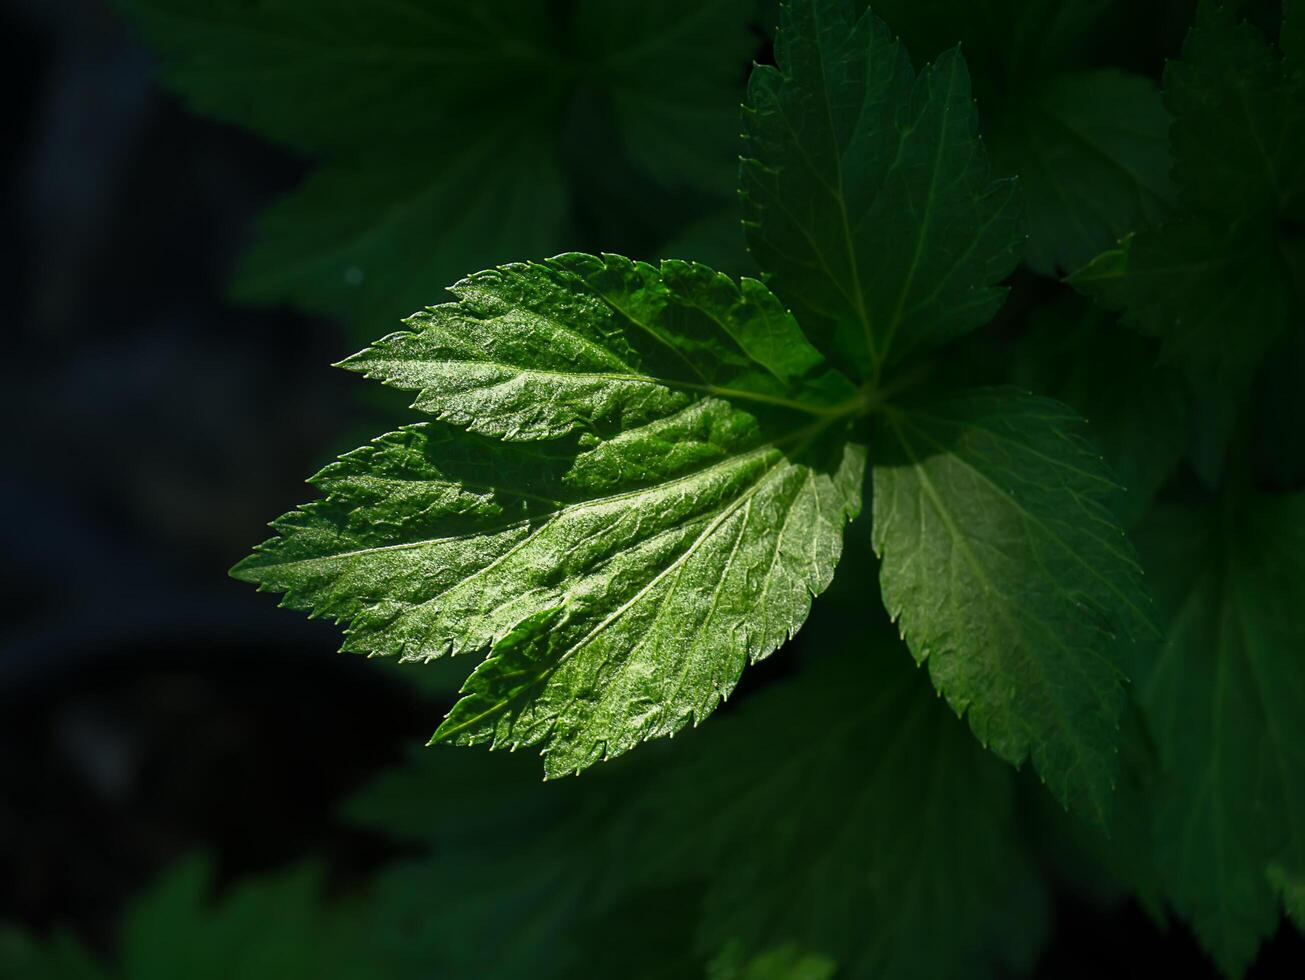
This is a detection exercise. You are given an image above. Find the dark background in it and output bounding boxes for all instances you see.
[1,1,1301,976]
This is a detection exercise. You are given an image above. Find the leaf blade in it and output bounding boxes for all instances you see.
[872,387,1156,818]
[1136,495,1305,974]
[740,0,1021,375]
[234,257,866,772]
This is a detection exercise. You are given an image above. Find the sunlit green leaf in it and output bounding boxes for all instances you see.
[233,256,865,773]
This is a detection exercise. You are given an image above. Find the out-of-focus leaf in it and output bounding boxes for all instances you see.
[1135,493,1305,974]
[119,0,757,341]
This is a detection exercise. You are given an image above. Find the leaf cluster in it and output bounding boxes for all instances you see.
[50,0,1305,976]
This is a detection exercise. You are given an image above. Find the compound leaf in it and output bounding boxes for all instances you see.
[741,0,1021,376]
[233,255,865,774]
[872,387,1157,819]
[1136,494,1305,975]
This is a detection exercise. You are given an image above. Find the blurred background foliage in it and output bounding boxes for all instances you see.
[1,0,1302,977]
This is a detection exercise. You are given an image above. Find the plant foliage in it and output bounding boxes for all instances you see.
[27,0,1300,976]
[229,0,1158,819]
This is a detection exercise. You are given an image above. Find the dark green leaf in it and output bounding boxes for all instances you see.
[863,1,1173,276]
[707,943,837,980]
[1286,0,1305,73]
[867,0,1150,89]
[1270,863,1305,931]
[740,0,1021,375]
[4,857,371,980]
[1135,494,1305,975]
[121,858,369,980]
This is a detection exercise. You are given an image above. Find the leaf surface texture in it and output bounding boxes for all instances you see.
[233,255,865,774]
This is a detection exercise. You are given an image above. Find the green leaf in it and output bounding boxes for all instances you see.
[831,1,1172,278]
[988,69,1173,275]
[872,387,1157,818]
[740,0,1021,376]
[1254,326,1305,490]
[338,253,854,439]
[365,841,600,978]
[233,255,866,774]
[1135,494,1305,975]
[120,858,369,980]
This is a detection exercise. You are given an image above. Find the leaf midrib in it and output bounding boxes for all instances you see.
[360,356,856,418]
